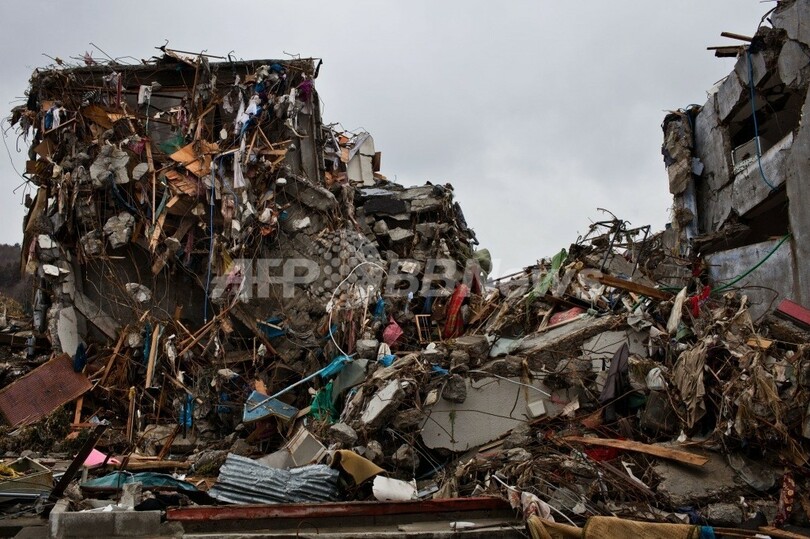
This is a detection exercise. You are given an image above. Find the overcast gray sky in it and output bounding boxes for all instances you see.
[0,1,771,274]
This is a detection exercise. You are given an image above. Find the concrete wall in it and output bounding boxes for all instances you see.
[705,239,794,321]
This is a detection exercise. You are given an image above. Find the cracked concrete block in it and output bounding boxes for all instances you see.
[328,422,358,447]
[360,380,404,428]
[90,145,130,186]
[734,50,767,88]
[391,444,419,470]
[704,502,744,526]
[421,376,541,452]
[773,0,810,48]
[452,335,490,363]
[372,220,389,236]
[279,175,337,212]
[363,440,384,465]
[700,182,733,233]
[654,451,743,506]
[103,212,135,248]
[694,96,732,194]
[779,40,810,88]
[409,196,443,213]
[731,132,792,217]
[392,408,426,431]
[449,350,470,372]
[80,231,103,256]
[124,283,152,303]
[355,338,379,359]
[37,234,60,262]
[441,374,467,403]
[717,73,746,123]
[388,228,414,243]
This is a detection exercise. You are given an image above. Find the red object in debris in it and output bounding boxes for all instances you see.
[776,299,810,329]
[583,446,622,462]
[549,307,585,326]
[688,285,711,317]
[442,284,469,339]
[382,316,403,346]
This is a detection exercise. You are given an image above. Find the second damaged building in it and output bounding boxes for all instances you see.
[5,5,810,536]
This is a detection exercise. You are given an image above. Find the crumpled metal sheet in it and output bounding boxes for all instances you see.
[207,453,340,504]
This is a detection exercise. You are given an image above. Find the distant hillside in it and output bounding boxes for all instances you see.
[0,244,31,313]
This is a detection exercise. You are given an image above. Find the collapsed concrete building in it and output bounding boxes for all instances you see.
[663,0,810,320]
[3,2,810,538]
[12,51,477,364]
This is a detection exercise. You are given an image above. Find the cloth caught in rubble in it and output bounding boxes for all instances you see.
[527,516,701,539]
[582,516,700,539]
[329,449,384,485]
[774,471,796,527]
[599,343,630,422]
[311,381,337,422]
[442,283,468,339]
[672,339,708,429]
[297,79,314,102]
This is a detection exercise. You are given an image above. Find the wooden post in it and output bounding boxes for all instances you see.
[145,325,160,388]
[97,326,129,388]
[72,396,84,426]
[126,387,136,443]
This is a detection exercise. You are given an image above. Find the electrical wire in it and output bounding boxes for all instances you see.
[326,260,386,358]
[746,49,777,191]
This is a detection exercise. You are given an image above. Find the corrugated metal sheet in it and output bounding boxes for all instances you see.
[208,453,339,505]
[0,354,91,427]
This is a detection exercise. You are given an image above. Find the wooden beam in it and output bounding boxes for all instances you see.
[72,396,84,426]
[562,436,709,466]
[145,325,160,388]
[580,269,672,301]
[48,424,107,505]
[97,325,129,388]
[720,31,754,42]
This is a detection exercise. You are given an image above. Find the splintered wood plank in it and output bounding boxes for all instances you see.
[563,436,709,466]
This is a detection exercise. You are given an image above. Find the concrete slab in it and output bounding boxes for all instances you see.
[731,132,792,217]
[734,50,767,89]
[56,307,79,356]
[717,73,746,123]
[779,40,810,88]
[773,0,810,48]
[654,451,743,506]
[420,377,551,451]
[694,95,732,194]
[360,380,404,428]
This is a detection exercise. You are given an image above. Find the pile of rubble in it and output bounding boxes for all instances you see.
[2,4,810,537]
